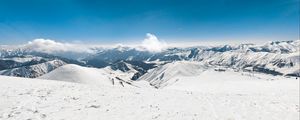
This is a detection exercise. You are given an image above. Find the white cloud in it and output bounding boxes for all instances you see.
[19,34,168,54]
[25,39,93,53]
[141,33,167,52]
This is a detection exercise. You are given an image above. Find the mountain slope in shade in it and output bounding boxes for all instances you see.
[0,59,65,78]
[109,60,157,80]
[0,55,45,70]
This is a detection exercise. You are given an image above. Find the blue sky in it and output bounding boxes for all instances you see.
[0,0,299,44]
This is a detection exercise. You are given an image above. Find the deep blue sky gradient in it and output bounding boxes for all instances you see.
[0,0,299,44]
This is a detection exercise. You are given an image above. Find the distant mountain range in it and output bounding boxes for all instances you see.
[0,40,299,83]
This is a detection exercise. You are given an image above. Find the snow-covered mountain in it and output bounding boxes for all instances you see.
[109,60,157,80]
[0,55,45,70]
[84,40,300,77]
[39,64,148,88]
[0,40,299,80]
[0,53,86,78]
[139,61,207,88]
[0,59,66,78]
[0,40,299,120]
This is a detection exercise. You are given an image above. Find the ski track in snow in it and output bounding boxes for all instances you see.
[0,75,299,120]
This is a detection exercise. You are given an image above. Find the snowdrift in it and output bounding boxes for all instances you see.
[39,64,133,87]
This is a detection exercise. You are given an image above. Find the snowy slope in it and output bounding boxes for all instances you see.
[0,75,298,120]
[109,60,140,79]
[39,64,145,87]
[164,69,299,93]
[139,60,300,90]
[139,61,207,88]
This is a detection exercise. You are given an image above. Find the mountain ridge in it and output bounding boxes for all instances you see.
[0,40,299,79]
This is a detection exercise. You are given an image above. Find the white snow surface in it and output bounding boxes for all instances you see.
[39,64,147,88]
[0,69,299,120]
[139,61,207,88]
[165,69,299,94]
[39,64,112,85]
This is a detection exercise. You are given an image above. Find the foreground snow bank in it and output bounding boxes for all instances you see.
[165,69,299,94]
[0,75,299,120]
